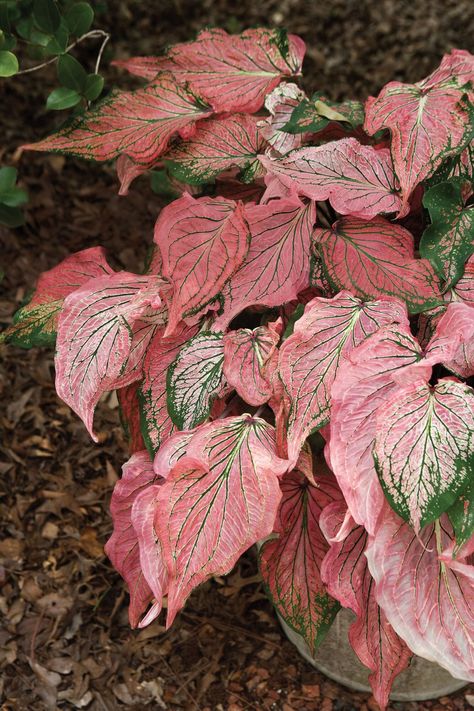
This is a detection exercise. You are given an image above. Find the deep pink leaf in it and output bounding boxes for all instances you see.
[154,194,249,335]
[223,321,281,406]
[366,504,474,680]
[104,451,162,628]
[258,83,309,155]
[214,196,315,330]
[364,50,474,204]
[374,378,474,532]
[24,73,212,165]
[329,323,430,533]
[314,216,442,313]
[259,451,342,654]
[154,415,289,625]
[55,272,166,440]
[139,322,198,456]
[2,247,112,348]
[278,293,408,465]
[165,114,266,184]
[113,28,305,113]
[260,138,404,218]
[117,382,146,453]
[320,502,412,709]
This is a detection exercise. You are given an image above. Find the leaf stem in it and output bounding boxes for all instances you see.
[16,30,110,76]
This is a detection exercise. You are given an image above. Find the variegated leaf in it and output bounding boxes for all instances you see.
[260,138,404,218]
[165,114,266,185]
[55,273,165,441]
[139,322,198,457]
[329,323,430,534]
[364,49,474,204]
[374,378,474,532]
[278,293,408,465]
[314,216,442,313]
[167,331,224,429]
[421,178,474,288]
[446,475,474,556]
[113,28,305,113]
[24,72,212,165]
[426,301,474,378]
[154,194,249,335]
[223,321,281,406]
[1,247,112,348]
[154,415,289,624]
[366,505,474,681]
[320,502,412,710]
[283,92,365,134]
[104,451,162,628]
[259,451,342,655]
[258,82,309,155]
[214,196,315,330]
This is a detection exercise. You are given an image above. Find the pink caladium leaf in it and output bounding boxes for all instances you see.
[320,503,412,709]
[153,430,195,479]
[259,451,342,655]
[55,272,166,441]
[167,331,225,430]
[2,247,112,348]
[366,504,474,681]
[364,50,474,205]
[454,253,474,305]
[24,72,213,165]
[374,378,474,532]
[420,178,474,288]
[214,196,315,330]
[117,383,146,454]
[112,28,305,114]
[259,138,404,218]
[130,484,168,622]
[139,322,198,457]
[278,293,408,465]
[446,475,474,556]
[313,216,442,313]
[154,194,249,335]
[258,83,309,155]
[426,301,474,378]
[104,451,162,628]
[165,114,266,185]
[223,321,281,406]
[329,323,431,534]
[155,415,289,625]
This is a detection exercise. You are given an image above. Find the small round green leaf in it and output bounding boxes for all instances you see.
[33,0,61,34]
[0,49,18,76]
[45,22,69,54]
[64,2,94,36]
[57,53,87,91]
[0,204,25,228]
[83,73,104,101]
[46,86,81,110]
[0,166,17,192]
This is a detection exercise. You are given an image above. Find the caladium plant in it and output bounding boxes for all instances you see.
[4,29,474,708]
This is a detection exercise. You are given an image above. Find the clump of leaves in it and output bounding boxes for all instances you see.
[4,28,474,709]
[0,0,108,110]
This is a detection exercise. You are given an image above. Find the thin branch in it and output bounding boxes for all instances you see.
[16,30,110,76]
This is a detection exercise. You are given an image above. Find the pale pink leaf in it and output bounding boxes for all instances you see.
[113,28,305,113]
[165,114,266,184]
[167,331,225,429]
[428,302,474,378]
[366,504,474,681]
[214,196,315,330]
[278,293,408,465]
[259,83,309,155]
[24,73,213,165]
[154,194,249,335]
[314,216,442,313]
[153,430,195,479]
[139,322,198,456]
[320,502,412,709]
[364,51,474,203]
[259,451,342,654]
[223,322,280,406]
[374,378,474,532]
[104,451,161,628]
[329,323,430,534]
[154,415,289,624]
[55,272,165,440]
[260,138,404,218]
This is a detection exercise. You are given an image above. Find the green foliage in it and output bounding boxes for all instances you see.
[0,167,28,227]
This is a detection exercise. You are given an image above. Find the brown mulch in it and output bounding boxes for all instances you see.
[1,1,474,709]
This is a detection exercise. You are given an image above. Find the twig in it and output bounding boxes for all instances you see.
[16,30,110,76]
